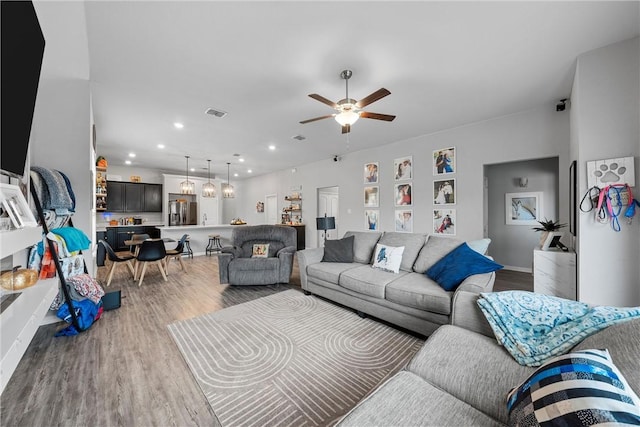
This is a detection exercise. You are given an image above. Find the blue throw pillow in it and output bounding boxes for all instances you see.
[426,242,503,291]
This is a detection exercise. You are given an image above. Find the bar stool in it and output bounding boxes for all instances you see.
[206,234,222,256]
[182,235,193,258]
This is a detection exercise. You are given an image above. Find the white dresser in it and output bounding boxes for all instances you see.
[533,247,577,300]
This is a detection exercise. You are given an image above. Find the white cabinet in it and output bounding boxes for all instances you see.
[533,247,577,300]
[0,207,58,394]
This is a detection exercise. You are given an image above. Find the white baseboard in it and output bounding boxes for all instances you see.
[502,265,532,274]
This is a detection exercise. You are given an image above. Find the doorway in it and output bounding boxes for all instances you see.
[265,194,277,225]
[317,186,339,246]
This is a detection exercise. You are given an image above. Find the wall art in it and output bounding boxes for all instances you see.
[433,209,456,235]
[364,162,379,184]
[395,209,413,233]
[433,147,455,175]
[394,183,412,206]
[505,191,543,225]
[394,156,412,181]
[433,179,455,205]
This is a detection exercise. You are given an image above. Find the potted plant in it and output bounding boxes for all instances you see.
[532,218,567,246]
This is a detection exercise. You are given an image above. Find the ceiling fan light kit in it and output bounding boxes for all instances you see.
[300,69,395,133]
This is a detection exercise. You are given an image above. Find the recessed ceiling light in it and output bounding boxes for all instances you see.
[190,168,195,172]
[247,169,252,173]
[268,145,276,150]
[128,152,136,158]
[157,144,165,149]
[239,158,245,162]
[125,160,132,165]
[174,122,184,129]
[234,173,239,177]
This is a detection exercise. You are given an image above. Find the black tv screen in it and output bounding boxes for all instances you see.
[1,1,45,178]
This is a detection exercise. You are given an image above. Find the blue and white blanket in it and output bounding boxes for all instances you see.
[477,291,640,366]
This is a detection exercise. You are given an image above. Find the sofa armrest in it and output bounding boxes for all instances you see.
[451,289,495,338]
[217,253,233,284]
[296,247,324,289]
[277,245,296,257]
[456,270,496,294]
[221,245,241,259]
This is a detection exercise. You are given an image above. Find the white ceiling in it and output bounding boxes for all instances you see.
[36,1,639,180]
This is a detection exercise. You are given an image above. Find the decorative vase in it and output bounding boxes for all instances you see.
[538,231,549,247]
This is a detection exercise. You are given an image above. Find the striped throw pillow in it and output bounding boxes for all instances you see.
[507,349,640,426]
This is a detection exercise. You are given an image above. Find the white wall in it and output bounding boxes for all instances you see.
[237,106,569,249]
[572,37,640,306]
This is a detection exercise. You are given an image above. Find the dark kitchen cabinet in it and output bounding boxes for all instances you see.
[106,181,162,213]
[143,184,162,212]
[106,226,161,252]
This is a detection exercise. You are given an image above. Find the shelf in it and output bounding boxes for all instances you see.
[0,277,59,393]
[284,208,301,212]
[96,166,107,172]
[0,227,42,260]
[284,197,302,201]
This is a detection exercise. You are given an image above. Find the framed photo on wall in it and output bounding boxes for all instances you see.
[365,209,379,231]
[394,156,412,181]
[394,183,412,206]
[505,191,543,225]
[364,186,379,207]
[433,179,455,205]
[364,162,379,184]
[395,209,413,232]
[433,147,455,175]
[433,209,456,235]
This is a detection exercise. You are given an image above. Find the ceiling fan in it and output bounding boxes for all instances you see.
[300,70,396,134]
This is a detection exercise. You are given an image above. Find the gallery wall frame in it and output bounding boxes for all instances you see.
[365,209,379,231]
[364,186,379,207]
[433,179,455,205]
[505,191,543,225]
[395,209,413,232]
[394,182,412,206]
[433,209,456,235]
[364,162,379,184]
[394,156,413,181]
[433,147,456,175]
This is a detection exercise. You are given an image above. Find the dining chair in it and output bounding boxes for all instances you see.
[136,239,167,287]
[129,233,151,254]
[99,239,136,287]
[165,234,188,273]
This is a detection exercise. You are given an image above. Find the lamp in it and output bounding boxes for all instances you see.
[316,213,336,247]
[202,159,216,198]
[180,155,195,194]
[222,162,235,198]
[518,177,529,188]
[334,109,360,126]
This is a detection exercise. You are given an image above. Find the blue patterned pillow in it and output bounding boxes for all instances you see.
[508,349,640,426]
[425,242,503,291]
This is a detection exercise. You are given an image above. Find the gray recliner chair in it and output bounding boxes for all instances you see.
[218,225,297,285]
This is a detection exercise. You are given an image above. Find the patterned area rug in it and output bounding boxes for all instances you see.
[168,289,424,426]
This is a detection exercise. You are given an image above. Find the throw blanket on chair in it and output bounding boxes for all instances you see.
[477,291,640,366]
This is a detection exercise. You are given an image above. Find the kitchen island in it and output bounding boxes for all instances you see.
[157,224,247,256]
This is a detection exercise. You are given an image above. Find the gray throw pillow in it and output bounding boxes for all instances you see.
[322,235,355,263]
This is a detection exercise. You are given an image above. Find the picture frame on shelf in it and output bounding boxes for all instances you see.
[0,183,37,229]
[506,191,543,225]
[541,232,564,251]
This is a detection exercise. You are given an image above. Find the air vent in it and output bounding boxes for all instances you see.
[205,108,228,118]
[292,134,306,141]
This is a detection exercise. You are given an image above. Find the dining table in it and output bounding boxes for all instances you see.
[123,237,175,279]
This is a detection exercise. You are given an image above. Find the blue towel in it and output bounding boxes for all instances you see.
[477,291,640,366]
[51,227,91,252]
[30,166,74,211]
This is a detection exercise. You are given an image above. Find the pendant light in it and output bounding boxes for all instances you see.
[180,155,195,194]
[202,159,216,198]
[222,162,235,198]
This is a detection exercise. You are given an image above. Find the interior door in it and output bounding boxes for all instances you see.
[265,194,277,225]
[317,186,339,245]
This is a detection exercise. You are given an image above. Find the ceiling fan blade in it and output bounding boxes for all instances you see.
[360,111,396,121]
[299,114,334,124]
[309,94,339,109]
[341,124,351,134]
[356,88,391,108]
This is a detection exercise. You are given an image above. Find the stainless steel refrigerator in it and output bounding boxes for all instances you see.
[168,200,197,226]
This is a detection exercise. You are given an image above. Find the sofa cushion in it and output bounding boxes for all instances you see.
[378,232,427,272]
[337,370,503,427]
[407,325,534,424]
[426,243,503,291]
[322,235,354,263]
[385,273,453,315]
[507,349,640,426]
[307,262,360,284]
[343,231,382,264]
[230,257,280,271]
[412,235,463,273]
[372,243,404,274]
[468,238,491,254]
[251,243,269,257]
[573,318,640,395]
[339,265,408,298]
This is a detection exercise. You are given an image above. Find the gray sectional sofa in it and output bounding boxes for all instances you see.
[297,231,496,337]
[337,291,640,426]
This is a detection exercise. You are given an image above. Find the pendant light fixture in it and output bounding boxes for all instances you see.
[180,155,195,194]
[222,162,235,198]
[202,159,216,198]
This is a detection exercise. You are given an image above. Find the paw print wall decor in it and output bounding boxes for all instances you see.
[586,156,635,188]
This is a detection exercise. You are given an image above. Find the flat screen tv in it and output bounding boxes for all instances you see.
[1,1,45,179]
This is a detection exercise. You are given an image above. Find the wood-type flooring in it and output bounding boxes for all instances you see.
[1,254,531,426]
